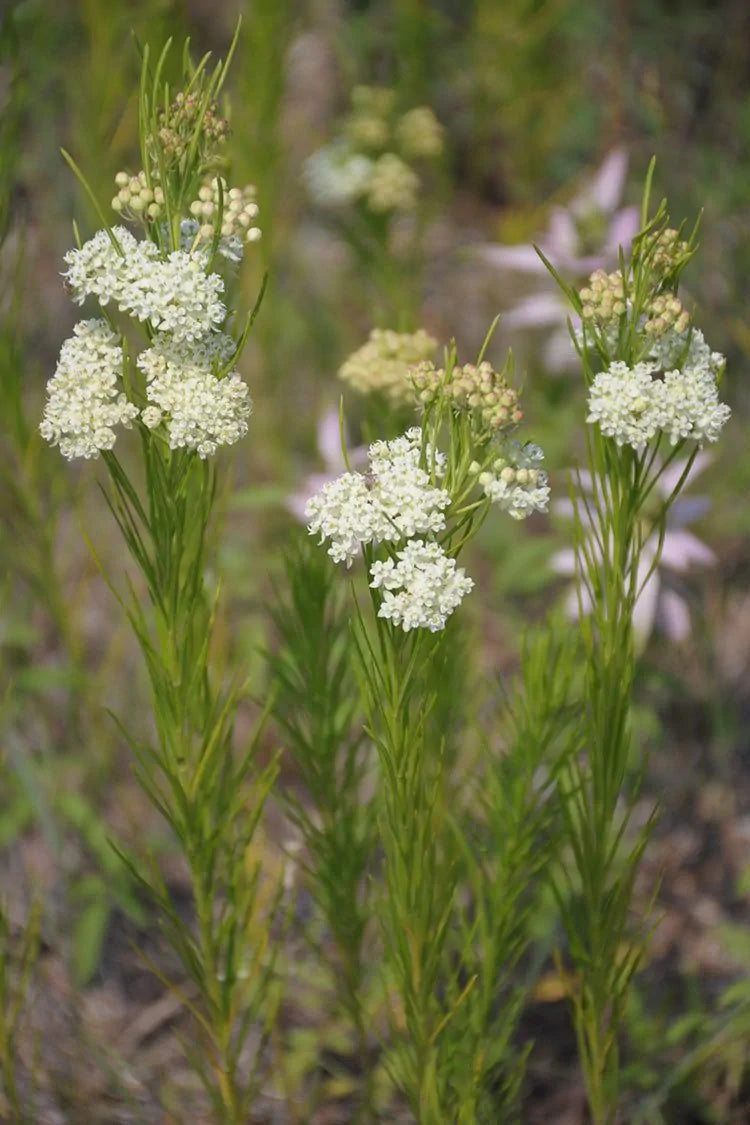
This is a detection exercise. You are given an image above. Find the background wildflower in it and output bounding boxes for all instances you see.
[338,327,438,405]
[480,149,640,372]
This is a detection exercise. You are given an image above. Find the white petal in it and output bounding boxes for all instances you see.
[545,207,579,261]
[604,207,640,255]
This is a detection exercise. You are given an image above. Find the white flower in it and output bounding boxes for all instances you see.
[137,333,251,458]
[40,319,138,459]
[304,142,374,207]
[370,539,473,632]
[305,427,450,566]
[476,441,550,520]
[140,405,163,429]
[645,326,719,374]
[64,227,227,343]
[587,361,663,451]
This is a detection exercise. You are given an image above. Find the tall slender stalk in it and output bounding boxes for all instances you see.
[548,175,730,1122]
[42,34,282,1119]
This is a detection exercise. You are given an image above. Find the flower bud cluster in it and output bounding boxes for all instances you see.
[395,107,445,159]
[188,178,261,246]
[411,359,523,432]
[345,85,396,149]
[155,89,229,165]
[579,269,627,325]
[471,442,550,520]
[366,153,420,213]
[649,227,689,276]
[587,328,730,451]
[112,171,164,220]
[338,328,438,405]
[643,293,690,338]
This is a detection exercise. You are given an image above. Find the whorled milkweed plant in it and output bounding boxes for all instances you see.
[542,166,731,1124]
[40,33,279,1120]
[304,334,554,1119]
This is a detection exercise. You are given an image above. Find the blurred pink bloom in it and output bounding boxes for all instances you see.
[550,454,716,644]
[479,149,640,371]
[287,408,366,521]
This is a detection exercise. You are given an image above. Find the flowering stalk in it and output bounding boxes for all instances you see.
[305,337,550,1117]
[544,167,730,1122]
[42,35,280,1120]
[304,86,444,319]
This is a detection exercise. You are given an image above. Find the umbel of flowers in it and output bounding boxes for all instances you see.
[41,57,261,462]
[304,84,443,214]
[573,224,730,452]
[338,327,438,405]
[306,342,549,632]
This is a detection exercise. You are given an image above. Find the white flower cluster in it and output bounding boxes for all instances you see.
[303,142,375,208]
[305,428,449,566]
[587,329,730,451]
[64,227,226,343]
[306,428,472,632]
[474,442,551,520]
[366,153,420,213]
[44,220,253,461]
[137,333,251,458]
[40,319,138,460]
[304,87,441,215]
[370,539,473,632]
[395,107,444,159]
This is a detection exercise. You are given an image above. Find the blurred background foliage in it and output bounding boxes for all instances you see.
[1,0,750,1120]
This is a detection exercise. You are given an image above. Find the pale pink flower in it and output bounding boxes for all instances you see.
[550,454,716,644]
[479,149,640,372]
